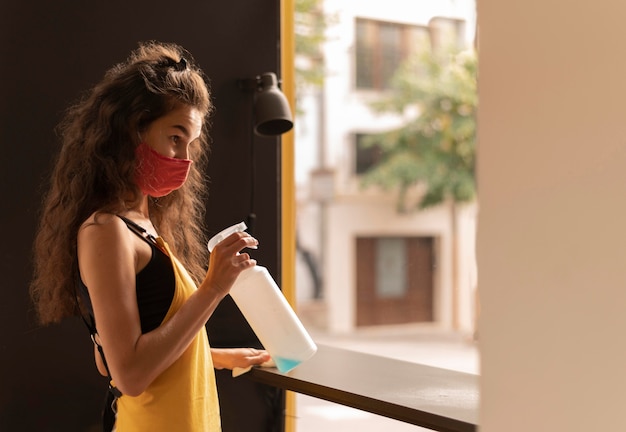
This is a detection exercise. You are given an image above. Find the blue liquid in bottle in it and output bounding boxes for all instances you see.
[274,357,302,373]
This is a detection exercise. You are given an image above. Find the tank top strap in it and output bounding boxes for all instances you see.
[117,215,159,247]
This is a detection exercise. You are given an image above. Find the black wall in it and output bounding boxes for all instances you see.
[0,1,284,430]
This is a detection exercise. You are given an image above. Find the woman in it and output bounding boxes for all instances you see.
[30,41,269,431]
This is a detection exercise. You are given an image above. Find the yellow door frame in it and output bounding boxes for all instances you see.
[280,0,297,430]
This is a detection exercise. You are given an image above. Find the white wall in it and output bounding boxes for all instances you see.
[478,1,626,430]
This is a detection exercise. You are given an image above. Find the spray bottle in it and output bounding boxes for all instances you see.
[208,222,317,373]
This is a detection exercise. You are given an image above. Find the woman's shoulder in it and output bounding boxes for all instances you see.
[80,211,124,229]
[78,211,129,244]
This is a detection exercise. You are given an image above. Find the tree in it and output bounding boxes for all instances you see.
[362,48,477,212]
[294,0,334,114]
[362,48,477,329]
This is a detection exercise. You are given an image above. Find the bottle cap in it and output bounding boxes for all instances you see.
[207,222,248,252]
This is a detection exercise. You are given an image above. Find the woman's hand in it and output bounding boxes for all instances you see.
[211,348,271,370]
[202,232,258,297]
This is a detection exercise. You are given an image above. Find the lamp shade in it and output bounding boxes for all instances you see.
[254,73,294,136]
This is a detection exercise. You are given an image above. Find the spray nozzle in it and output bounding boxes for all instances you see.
[207,222,248,252]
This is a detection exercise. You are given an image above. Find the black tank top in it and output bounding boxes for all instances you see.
[77,216,175,334]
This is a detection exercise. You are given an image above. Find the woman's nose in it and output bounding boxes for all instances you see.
[176,145,189,160]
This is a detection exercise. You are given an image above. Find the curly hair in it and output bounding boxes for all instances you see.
[30,41,213,325]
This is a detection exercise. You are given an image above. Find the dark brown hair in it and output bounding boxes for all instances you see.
[31,41,213,324]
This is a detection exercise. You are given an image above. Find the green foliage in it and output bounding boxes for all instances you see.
[294,0,335,93]
[362,49,477,212]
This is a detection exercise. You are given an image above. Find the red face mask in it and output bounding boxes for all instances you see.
[134,143,193,197]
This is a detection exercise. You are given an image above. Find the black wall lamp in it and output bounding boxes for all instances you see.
[239,72,294,136]
[239,72,294,234]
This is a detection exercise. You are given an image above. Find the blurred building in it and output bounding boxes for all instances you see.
[294,0,478,334]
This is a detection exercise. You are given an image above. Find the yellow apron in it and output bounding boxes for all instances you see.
[115,238,221,431]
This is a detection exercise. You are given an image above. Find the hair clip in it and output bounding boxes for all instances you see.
[160,57,188,72]
[175,57,188,72]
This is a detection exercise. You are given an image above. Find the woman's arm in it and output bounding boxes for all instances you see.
[92,333,108,377]
[78,214,257,396]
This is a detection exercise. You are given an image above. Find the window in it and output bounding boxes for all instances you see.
[429,17,467,51]
[355,18,430,90]
[354,133,383,175]
[375,238,407,298]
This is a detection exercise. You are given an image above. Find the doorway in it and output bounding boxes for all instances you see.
[356,236,435,326]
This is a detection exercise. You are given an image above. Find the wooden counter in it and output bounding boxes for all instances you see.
[246,344,479,432]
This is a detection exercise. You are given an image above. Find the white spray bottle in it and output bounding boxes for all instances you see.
[208,222,317,373]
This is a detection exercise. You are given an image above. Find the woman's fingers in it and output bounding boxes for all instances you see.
[211,348,271,370]
[203,232,259,296]
[245,348,271,363]
[233,252,255,267]
[217,231,259,254]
